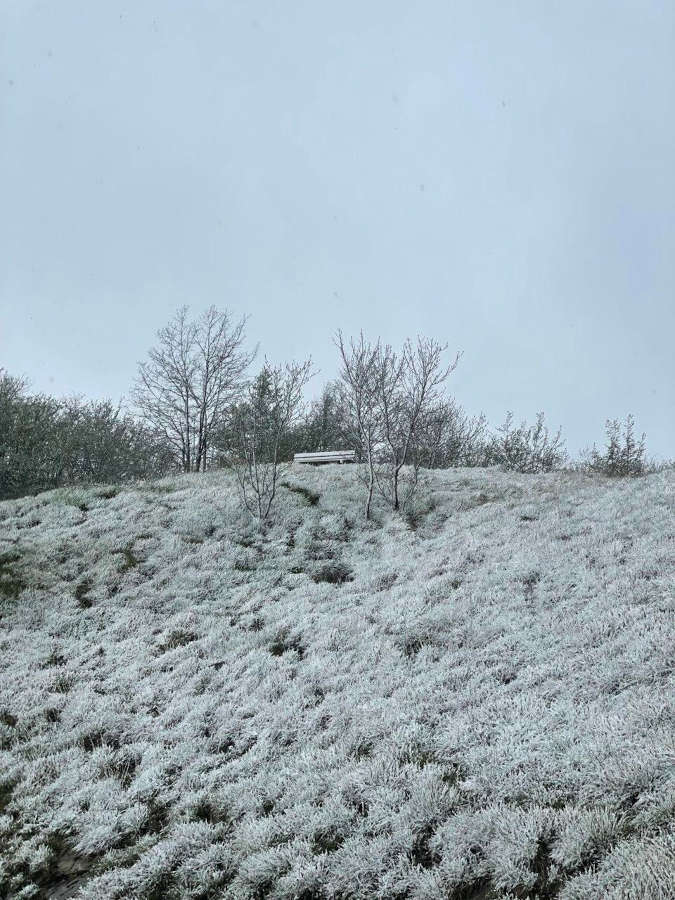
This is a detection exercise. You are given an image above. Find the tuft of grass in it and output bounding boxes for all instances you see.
[529,837,561,899]
[78,729,120,752]
[233,553,257,572]
[312,828,346,855]
[0,549,25,601]
[0,709,17,728]
[47,487,92,510]
[112,543,140,573]
[404,496,437,530]
[440,763,466,787]
[74,576,93,608]
[350,739,373,761]
[311,562,353,585]
[404,508,425,530]
[51,672,74,694]
[157,629,198,653]
[140,797,170,837]
[42,649,67,668]
[374,572,397,592]
[96,486,120,500]
[459,491,498,512]
[269,628,305,659]
[0,779,15,815]
[409,824,441,870]
[140,482,177,495]
[522,570,542,595]
[191,797,229,825]
[398,635,426,658]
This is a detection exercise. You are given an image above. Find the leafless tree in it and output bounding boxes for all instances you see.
[192,306,256,471]
[373,337,461,511]
[132,306,255,472]
[335,331,382,520]
[226,359,313,523]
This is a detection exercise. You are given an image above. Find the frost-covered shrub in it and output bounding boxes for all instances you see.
[420,398,493,469]
[431,804,557,896]
[580,414,649,477]
[550,806,627,873]
[226,361,313,523]
[485,411,567,473]
[559,830,675,900]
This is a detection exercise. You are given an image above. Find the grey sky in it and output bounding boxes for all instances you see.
[1,0,673,460]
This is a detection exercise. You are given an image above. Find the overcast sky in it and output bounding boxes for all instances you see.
[1,0,673,461]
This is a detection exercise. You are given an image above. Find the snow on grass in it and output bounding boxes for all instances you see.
[0,465,673,899]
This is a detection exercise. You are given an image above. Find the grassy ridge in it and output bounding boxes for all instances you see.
[0,466,673,899]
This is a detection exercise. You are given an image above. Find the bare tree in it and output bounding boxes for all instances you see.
[374,337,461,511]
[226,360,313,523]
[133,306,255,472]
[192,306,257,471]
[336,333,460,516]
[335,331,382,520]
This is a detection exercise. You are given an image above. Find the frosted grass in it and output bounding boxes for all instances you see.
[0,465,673,898]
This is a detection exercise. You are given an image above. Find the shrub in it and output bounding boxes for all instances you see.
[0,369,175,501]
[420,399,493,468]
[581,414,648,477]
[486,411,567,473]
[226,360,313,523]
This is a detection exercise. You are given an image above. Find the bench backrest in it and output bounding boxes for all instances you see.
[294,450,356,464]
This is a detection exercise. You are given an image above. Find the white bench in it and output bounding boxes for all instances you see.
[293,450,356,465]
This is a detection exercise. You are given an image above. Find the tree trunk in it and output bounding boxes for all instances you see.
[184,399,191,472]
[366,448,375,520]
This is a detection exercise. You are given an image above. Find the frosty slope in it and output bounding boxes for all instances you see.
[0,465,673,899]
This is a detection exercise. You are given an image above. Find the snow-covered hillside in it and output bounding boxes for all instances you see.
[0,466,673,899]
